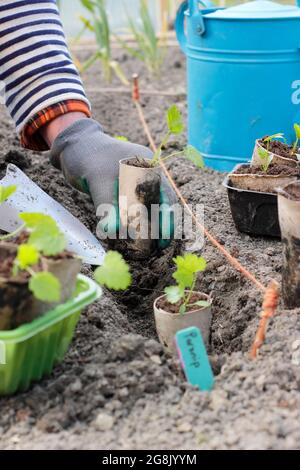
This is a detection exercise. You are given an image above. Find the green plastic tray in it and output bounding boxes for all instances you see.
[0,275,102,396]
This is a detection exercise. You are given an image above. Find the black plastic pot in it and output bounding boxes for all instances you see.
[223,167,281,238]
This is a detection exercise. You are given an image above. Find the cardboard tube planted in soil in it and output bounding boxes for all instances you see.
[0,242,82,331]
[229,166,298,194]
[119,158,161,257]
[252,140,297,168]
[278,181,300,308]
[154,292,212,355]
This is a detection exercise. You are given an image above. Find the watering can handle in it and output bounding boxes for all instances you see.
[175,0,214,53]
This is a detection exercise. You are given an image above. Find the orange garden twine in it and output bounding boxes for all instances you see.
[131,74,281,359]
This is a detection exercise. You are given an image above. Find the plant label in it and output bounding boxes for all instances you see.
[175,327,214,391]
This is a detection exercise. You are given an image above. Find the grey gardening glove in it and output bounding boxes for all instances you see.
[50,118,176,248]
[50,118,153,208]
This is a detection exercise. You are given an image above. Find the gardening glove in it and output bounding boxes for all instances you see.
[50,118,175,249]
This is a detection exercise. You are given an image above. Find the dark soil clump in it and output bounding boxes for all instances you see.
[125,157,152,168]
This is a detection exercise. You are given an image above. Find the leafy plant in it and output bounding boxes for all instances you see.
[291,123,300,156]
[262,133,285,151]
[0,185,65,303]
[94,251,132,291]
[257,146,273,172]
[116,0,166,75]
[164,254,210,314]
[150,104,204,169]
[78,0,129,85]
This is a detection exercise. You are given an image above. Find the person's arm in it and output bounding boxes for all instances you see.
[0,0,91,150]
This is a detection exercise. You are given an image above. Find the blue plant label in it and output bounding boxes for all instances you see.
[175,327,214,392]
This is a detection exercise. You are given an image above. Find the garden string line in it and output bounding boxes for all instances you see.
[131,74,280,359]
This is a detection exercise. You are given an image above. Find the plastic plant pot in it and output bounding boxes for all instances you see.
[278,181,300,308]
[0,274,102,396]
[223,170,281,238]
[0,241,82,331]
[153,292,212,355]
[252,139,297,168]
[119,158,161,258]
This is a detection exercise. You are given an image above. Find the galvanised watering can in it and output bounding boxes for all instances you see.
[176,0,300,171]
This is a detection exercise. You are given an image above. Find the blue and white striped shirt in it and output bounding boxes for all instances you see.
[0,0,90,134]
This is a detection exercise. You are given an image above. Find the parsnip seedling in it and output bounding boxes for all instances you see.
[151,105,204,169]
[262,133,285,151]
[0,186,65,303]
[291,123,300,156]
[165,254,210,315]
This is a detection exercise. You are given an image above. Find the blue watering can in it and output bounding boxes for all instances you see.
[176,0,300,171]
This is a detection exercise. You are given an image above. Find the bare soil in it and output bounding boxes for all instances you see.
[260,138,299,161]
[0,48,300,450]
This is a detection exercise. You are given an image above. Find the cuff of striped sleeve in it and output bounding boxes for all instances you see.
[20,100,92,151]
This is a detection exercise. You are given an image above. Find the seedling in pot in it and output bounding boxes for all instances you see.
[261,133,285,152]
[291,123,300,158]
[0,185,73,304]
[154,254,212,355]
[257,146,273,173]
[164,254,210,314]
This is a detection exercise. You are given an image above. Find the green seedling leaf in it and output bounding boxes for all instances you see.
[263,133,284,143]
[29,225,66,257]
[164,285,184,304]
[16,244,39,270]
[0,185,17,204]
[257,146,272,172]
[294,123,300,140]
[296,154,300,162]
[185,145,205,169]
[173,254,207,289]
[19,213,67,256]
[19,213,55,229]
[94,251,132,291]
[167,104,184,135]
[174,254,207,274]
[29,272,61,303]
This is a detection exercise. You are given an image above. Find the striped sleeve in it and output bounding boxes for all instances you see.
[0,0,90,137]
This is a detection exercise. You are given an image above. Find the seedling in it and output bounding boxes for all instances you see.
[117,0,166,75]
[78,0,129,85]
[291,123,300,156]
[0,185,66,303]
[150,104,204,169]
[257,146,273,172]
[164,254,210,314]
[94,251,132,291]
[262,133,285,151]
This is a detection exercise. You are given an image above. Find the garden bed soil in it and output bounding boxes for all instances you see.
[156,292,209,314]
[0,48,300,450]
[259,138,299,161]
